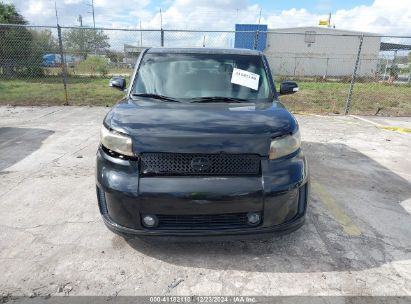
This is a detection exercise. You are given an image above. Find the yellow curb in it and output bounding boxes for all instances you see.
[350,115,411,133]
[291,111,313,115]
[381,126,411,133]
[312,181,362,237]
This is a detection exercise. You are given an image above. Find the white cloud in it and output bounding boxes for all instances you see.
[330,0,411,35]
[136,0,411,35]
[63,0,83,4]
[265,8,318,29]
[264,0,411,36]
[140,1,262,30]
[3,0,411,36]
[4,0,56,25]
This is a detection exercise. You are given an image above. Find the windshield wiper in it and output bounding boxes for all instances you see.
[131,93,180,102]
[189,96,247,103]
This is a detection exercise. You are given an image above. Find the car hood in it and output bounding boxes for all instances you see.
[105,98,298,155]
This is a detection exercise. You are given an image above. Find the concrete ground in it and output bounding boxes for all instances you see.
[0,106,410,297]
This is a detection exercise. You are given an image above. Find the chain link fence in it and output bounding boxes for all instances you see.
[0,23,410,115]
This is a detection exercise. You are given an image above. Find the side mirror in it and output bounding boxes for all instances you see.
[280,81,299,95]
[109,77,126,91]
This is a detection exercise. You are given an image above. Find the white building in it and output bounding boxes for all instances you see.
[123,44,146,65]
[263,26,381,77]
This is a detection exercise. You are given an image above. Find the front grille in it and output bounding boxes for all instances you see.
[139,153,260,176]
[155,213,254,230]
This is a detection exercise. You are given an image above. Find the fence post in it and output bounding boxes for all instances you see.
[161,29,164,47]
[253,30,259,50]
[57,25,69,106]
[344,34,364,115]
[293,57,297,76]
[325,57,329,78]
[383,58,389,81]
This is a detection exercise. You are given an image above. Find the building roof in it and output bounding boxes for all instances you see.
[267,26,379,36]
[147,47,262,55]
[380,42,411,51]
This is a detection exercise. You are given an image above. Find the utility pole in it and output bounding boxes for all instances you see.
[87,0,97,54]
[92,0,96,29]
[54,1,59,25]
[253,8,262,50]
[85,0,96,27]
[160,9,164,47]
[160,8,163,29]
[87,0,96,29]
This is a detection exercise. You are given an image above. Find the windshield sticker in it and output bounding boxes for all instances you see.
[231,68,260,90]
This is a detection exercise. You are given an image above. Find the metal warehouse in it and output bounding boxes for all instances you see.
[235,25,381,77]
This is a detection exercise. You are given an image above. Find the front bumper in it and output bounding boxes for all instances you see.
[96,147,309,239]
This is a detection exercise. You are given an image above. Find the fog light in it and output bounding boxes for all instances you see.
[142,214,158,228]
[247,212,261,226]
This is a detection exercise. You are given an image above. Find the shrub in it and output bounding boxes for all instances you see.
[77,56,109,77]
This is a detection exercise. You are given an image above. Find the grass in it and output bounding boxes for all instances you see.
[44,66,133,77]
[0,77,410,116]
[0,77,124,106]
[280,81,411,116]
[280,81,348,114]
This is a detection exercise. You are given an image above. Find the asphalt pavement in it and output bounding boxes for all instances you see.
[0,106,410,296]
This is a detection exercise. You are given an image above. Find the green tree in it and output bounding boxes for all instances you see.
[388,64,399,81]
[31,29,59,53]
[105,50,124,64]
[0,2,26,24]
[63,28,110,59]
[0,2,43,77]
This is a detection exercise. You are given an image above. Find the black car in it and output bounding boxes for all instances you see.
[96,47,309,240]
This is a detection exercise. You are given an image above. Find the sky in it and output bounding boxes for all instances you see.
[3,0,411,36]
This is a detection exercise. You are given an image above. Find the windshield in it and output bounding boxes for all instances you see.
[132,52,271,102]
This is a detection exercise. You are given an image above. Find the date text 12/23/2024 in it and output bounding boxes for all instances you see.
[149,296,257,303]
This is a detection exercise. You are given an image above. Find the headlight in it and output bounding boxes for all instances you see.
[269,130,301,160]
[100,125,133,157]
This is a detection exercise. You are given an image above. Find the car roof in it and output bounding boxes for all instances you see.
[146,47,263,56]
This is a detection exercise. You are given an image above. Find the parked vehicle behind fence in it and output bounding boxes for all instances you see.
[42,53,82,67]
